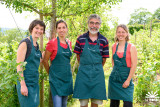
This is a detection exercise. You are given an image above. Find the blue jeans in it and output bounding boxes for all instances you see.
[52,95,68,107]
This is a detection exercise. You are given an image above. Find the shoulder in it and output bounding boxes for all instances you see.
[77,33,88,41]
[66,38,71,43]
[128,43,135,48]
[66,38,72,47]
[20,38,30,43]
[98,33,108,44]
[19,38,30,47]
[47,38,57,44]
[18,41,27,51]
[112,43,117,48]
[128,43,137,52]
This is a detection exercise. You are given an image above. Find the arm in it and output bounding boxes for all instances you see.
[102,58,106,66]
[122,45,137,88]
[17,42,28,96]
[111,45,114,68]
[42,50,52,74]
[76,54,80,63]
[102,37,109,67]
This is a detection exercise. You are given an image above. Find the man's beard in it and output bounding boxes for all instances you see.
[88,27,99,34]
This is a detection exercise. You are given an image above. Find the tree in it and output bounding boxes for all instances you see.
[1,0,121,38]
[152,7,160,23]
[0,28,26,43]
[128,8,152,25]
[0,0,122,106]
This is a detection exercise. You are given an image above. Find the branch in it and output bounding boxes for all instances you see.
[57,2,97,18]
[1,0,53,16]
[59,3,69,18]
[18,1,53,16]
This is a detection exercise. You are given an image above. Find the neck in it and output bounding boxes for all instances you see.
[59,36,66,42]
[89,32,98,42]
[118,40,126,46]
[32,36,38,45]
[89,32,98,37]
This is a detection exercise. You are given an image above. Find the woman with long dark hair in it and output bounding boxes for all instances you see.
[43,20,73,107]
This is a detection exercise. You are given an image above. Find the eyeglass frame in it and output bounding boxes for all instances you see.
[89,21,101,26]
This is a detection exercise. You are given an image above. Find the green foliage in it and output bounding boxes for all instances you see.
[128,8,152,25]
[153,8,160,20]
[0,40,20,107]
[0,28,27,43]
[130,28,160,105]
[1,21,160,107]
[1,0,121,17]
[128,23,160,35]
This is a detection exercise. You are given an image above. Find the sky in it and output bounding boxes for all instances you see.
[0,0,160,30]
[111,0,160,25]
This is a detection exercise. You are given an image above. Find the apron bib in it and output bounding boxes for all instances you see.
[73,39,107,100]
[49,37,73,97]
[108,42,134,102]
[17,36,41,107]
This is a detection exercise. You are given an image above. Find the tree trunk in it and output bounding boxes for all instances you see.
[143,23,145,30]
[150,20,152,38]
[49,0,57,107]
[39,14,44,107]
[50,0,57,39]
[135,34,136,44]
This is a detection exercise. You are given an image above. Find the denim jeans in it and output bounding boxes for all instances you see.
[52,95,68,107]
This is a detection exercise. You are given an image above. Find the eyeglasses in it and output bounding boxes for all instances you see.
[89,21,100,26]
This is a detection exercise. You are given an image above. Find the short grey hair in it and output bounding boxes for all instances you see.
[88,14,102,24]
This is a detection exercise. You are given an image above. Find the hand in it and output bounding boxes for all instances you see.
[21,85,28,96]
[122,80,130,88]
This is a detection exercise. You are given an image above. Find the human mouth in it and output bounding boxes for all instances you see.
[90,27,98,31]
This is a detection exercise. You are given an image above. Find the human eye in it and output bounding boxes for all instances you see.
[40,27,44,31]
[95,22,100,25]
[89,21,94,25]
[57,27,61,30]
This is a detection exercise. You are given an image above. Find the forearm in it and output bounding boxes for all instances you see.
[102,58,106,66]
[77,54,80,63]
[43,60,50,74]
[127,65,137,81]
[17,65,26,86]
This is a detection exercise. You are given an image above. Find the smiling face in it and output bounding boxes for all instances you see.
[56,22,68,37]
[31,24,44,38]
[88,18,101,34]
[116,27,128,42]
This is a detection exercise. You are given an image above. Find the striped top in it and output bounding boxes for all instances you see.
[73,31,109,58]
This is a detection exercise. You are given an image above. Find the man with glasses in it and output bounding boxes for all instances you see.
[73,14,109,107]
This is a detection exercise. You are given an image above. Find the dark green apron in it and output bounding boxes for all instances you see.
[73,39,107,100]
[49,37,73,97]
[108,42,134,102]
[17,36,41,107]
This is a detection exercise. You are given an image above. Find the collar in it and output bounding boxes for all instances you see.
[85,31,101,42]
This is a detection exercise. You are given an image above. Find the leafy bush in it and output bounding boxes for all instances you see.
[130,28,160,105]
[0,41,20,107]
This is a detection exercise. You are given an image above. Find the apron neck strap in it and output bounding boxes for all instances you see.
[57,36,70,49]
[123,42,128,57]
[30,36,33,46]
[57,36,60,45]
[115,42,128,57]
[115,43,119,53]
